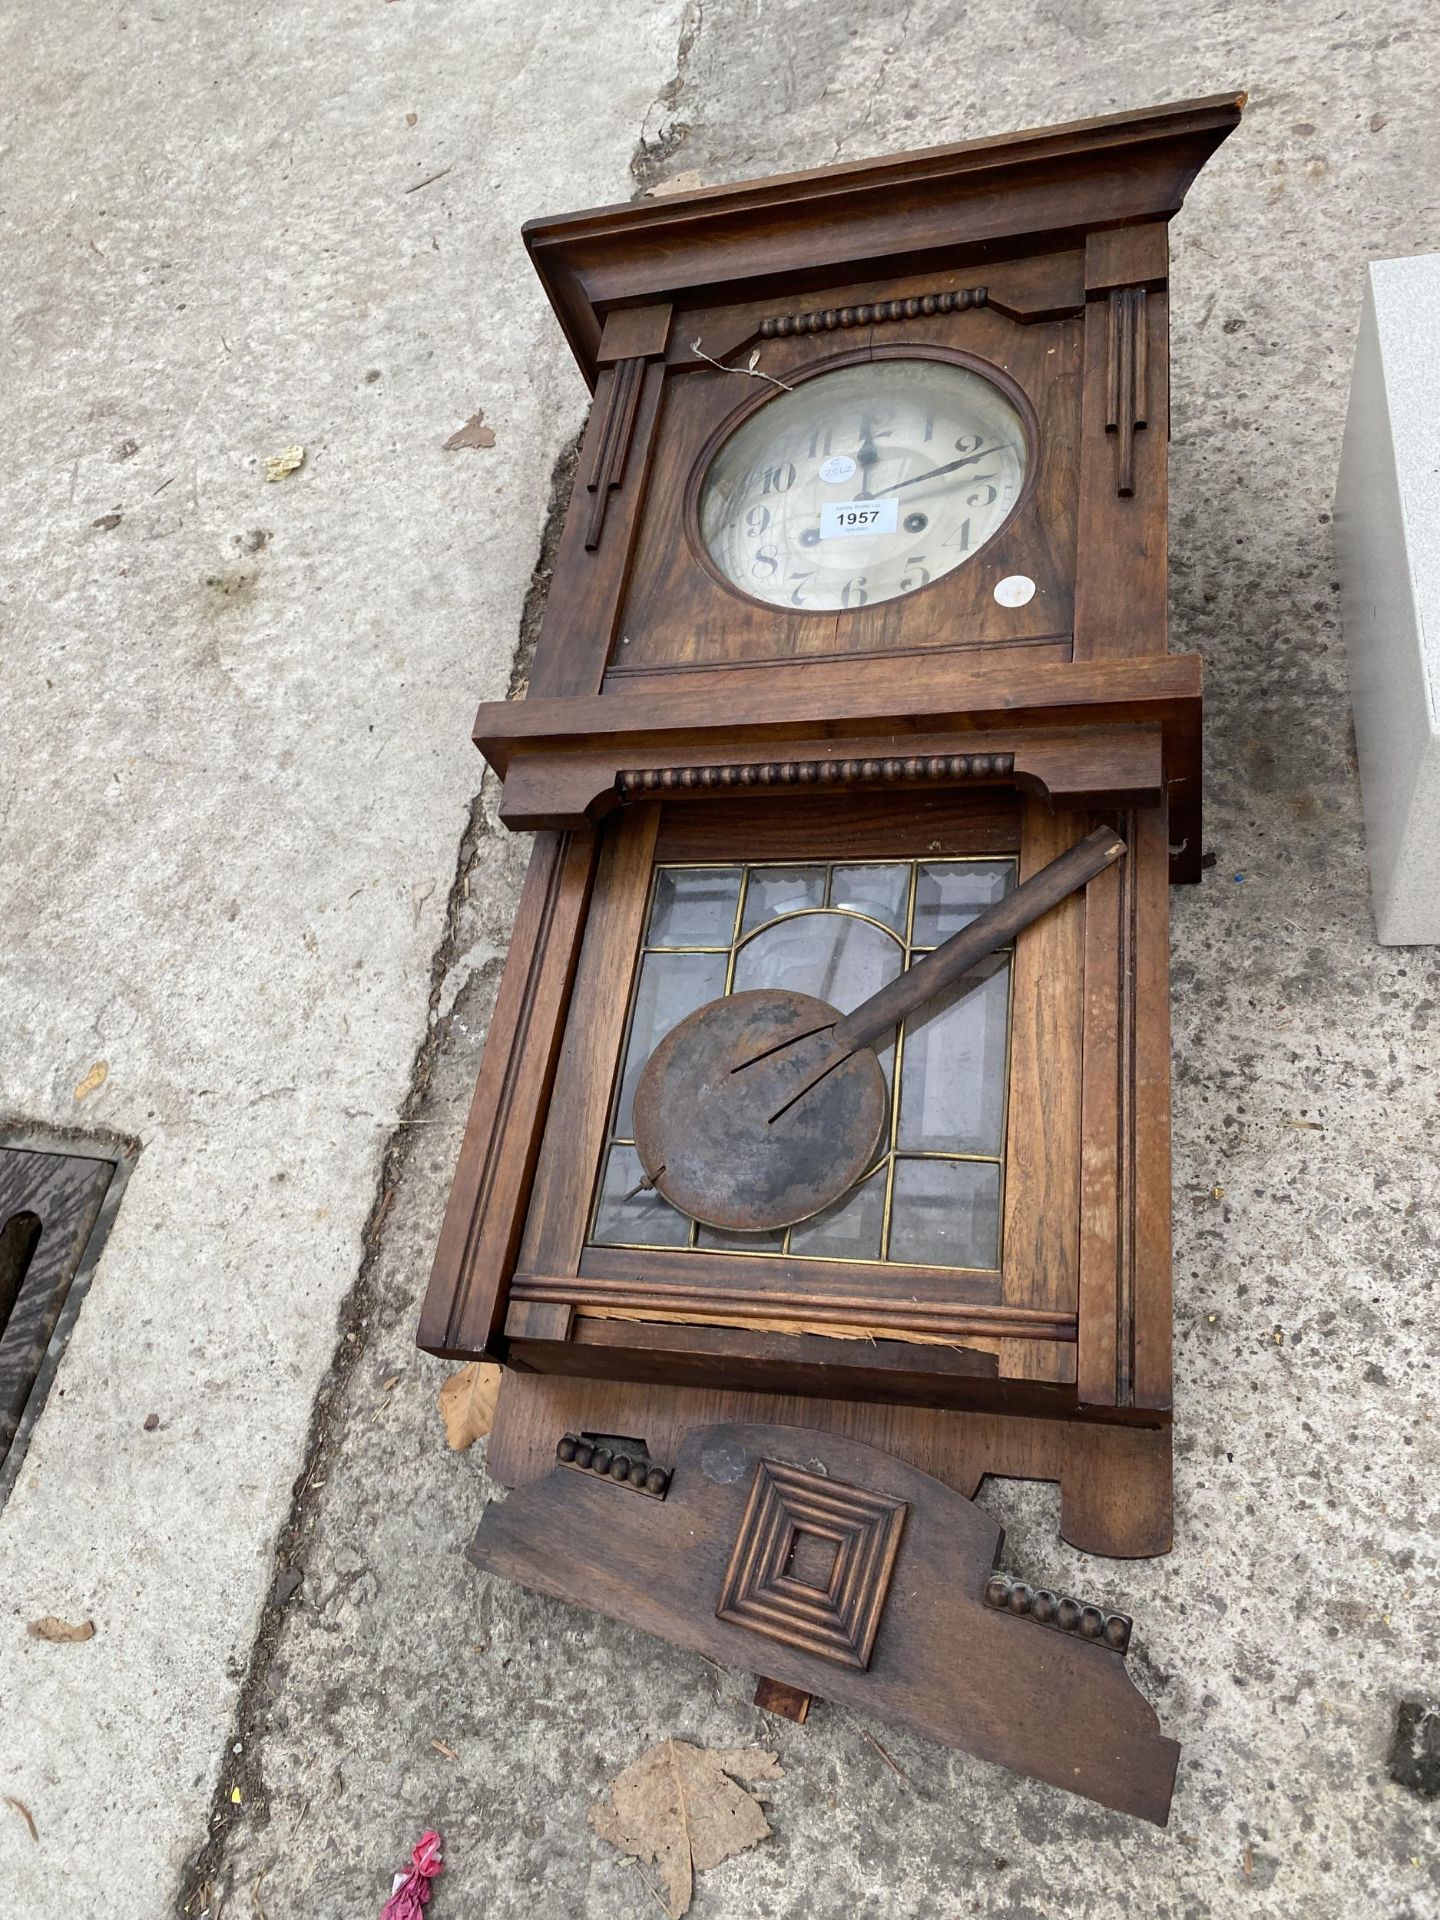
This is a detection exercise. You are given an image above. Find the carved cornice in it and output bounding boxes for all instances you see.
[524,94,1244,385]
[759,286,987,338]
[470,657,1192,836]
[984,1573,1132,1652]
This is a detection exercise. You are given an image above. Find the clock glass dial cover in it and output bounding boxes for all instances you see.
[697,358,1029,612]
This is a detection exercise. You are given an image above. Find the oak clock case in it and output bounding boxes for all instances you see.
[419,94,1244,1825]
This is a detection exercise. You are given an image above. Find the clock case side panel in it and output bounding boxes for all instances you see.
[1076,802,1174,1411]
[1073,224,1173,663]
[527,303,674,702]
[418,830,598,1361]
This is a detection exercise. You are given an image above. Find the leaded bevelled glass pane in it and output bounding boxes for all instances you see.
[897,959,1010,1155]
[590,855,1013,1272]
[828,863,910,933]
[592,1144,689,1247]
[887,1158,1001,1269]
[615,949,727,1137]
[696,1220,787,1252]
[911,860,1013,947]
[787,1166,886,1261]
[733,909,902,1011]
[647,867,741,948]
[740,865,826,932]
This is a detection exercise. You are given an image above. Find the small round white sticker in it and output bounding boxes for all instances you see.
[818,454,857,484]
[993,574,1036,608]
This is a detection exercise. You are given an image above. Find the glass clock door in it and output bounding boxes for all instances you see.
[589,854,1016,1272]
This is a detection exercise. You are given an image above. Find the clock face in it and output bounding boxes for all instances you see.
[696,357,1029,613]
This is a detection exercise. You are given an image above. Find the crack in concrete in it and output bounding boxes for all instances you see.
[857,2,916,146]
[173,433,584,1920]
[631,0,705,193]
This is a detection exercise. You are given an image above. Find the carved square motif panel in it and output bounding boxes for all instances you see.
[715,1458,908,1670]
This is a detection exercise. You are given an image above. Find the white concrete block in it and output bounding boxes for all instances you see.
[1335,254,1440,944]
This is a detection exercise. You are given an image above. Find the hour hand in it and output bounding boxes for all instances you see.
[853,429,881,500]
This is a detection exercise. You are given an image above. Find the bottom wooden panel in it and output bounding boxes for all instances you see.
[487,1370,1172,1558]
[469,1420,1179,1824]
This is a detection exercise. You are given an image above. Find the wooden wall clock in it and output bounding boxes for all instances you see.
[420,93,1244,1821]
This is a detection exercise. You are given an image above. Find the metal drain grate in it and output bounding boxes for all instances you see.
[0,1137,130,1501]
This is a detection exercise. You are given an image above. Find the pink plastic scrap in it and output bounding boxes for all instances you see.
[381,1830,443,1919]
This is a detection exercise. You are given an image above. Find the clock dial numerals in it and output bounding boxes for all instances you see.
[698,359,1028,612]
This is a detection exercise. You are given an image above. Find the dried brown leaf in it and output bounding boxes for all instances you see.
[436,1361,501,1450]
[28,1616,95,1643]
[590,1739,781,1919]
[5,1796,38,1842]
[442,410,495,451]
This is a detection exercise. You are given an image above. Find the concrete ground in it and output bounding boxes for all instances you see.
[2,2,1438,1916]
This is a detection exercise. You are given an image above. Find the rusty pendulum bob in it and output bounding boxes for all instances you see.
[633,825,1127,1232]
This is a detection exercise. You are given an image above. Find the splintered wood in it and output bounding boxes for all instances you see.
[576,1305,998,1350]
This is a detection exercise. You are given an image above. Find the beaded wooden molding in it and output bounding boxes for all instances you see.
[555,1431,670,1498]
[758,286,989,338]
[984,1572,1132,1652]
[616,750,1016,799]
[489,724,1167,833]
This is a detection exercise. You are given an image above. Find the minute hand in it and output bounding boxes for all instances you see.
[872,447,1002,496]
